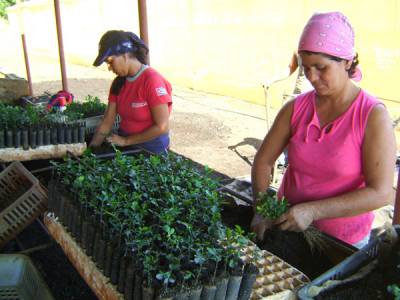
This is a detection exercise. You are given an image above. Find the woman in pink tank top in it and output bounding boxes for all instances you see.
[251,12,396,246]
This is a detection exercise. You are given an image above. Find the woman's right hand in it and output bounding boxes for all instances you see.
[250,213,273,241]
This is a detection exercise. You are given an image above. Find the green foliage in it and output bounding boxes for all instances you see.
[0,102,82,128]
[0,0,15,20]
[388,284,400,300]
[256,190,288,220]
[0,103,42,128]
[64,95,106,118]
[52,150,251,291]
[0,94,105,129]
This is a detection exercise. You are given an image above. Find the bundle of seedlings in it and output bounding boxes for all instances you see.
[255,190,331,279]
[49,150,259,299]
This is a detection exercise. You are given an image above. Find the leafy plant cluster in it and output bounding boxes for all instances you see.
[0,0,15,20]
[0,103,48,129]
[64,95,107,118]
[0,95,106,129]
[0,103,80,129]
[53,150,251,293]
[388,284,400,300]
[256,190,288,220]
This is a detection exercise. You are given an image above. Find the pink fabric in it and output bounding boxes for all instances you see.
[298,12,362,81]
[278,90,381,244]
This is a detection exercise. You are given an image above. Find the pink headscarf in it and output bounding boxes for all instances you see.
[298,12,362,81]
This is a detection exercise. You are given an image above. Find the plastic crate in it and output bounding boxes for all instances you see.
[0,162,48,249]
[297,228,391,299]
[0,254,54,300]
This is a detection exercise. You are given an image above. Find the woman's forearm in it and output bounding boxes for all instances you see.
[89,119,114,147]
[251,156,273,209]
[309,186,393,220]
[90,102,117,147]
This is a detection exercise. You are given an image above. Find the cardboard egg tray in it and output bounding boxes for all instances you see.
[241,244,309,299]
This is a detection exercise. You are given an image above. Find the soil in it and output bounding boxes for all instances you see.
[260,230,333,280]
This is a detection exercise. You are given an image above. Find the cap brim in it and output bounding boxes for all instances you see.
[93,53,107,67]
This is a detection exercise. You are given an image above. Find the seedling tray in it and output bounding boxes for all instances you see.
[0,161,48,248]
[43,214,126,300]
[0,254,54,300]
[241,244,309,299]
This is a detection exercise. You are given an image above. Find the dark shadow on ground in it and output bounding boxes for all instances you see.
[229,137,262,151]
[228,137,262,166]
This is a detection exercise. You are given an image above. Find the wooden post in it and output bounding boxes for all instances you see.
[138,0,150,65]
[16,0,33,96]
[53,0,68,92]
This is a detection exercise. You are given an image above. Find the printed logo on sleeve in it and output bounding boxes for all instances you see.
[131,101,148,108]
[156,87,168,96]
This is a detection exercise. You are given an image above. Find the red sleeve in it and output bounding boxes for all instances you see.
[144,71,172,108]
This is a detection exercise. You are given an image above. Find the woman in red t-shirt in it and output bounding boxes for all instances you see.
[90,30,172,154]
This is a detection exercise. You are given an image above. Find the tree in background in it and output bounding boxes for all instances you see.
[0,0,16,20]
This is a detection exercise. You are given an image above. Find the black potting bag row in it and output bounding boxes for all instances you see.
[0,123,86,150]
[47,178,259,300]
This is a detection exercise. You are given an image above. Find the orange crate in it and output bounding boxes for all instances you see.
[0,161,47,248]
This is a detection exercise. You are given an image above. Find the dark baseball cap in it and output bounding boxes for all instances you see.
[93,30,147,67]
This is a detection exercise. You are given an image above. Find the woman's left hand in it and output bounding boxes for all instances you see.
[106,134,127,146]
[274,202,315,232]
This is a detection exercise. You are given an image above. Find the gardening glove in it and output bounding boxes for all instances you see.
[250,213,273,241]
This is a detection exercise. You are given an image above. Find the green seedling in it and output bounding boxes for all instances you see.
[256,192,288,220]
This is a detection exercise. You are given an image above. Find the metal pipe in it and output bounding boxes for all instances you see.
[138,0,150,65]
[392,166,400,224]
[53,0,68,92]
